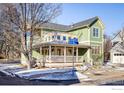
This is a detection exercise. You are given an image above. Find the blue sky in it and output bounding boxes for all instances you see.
[54,3,124,37]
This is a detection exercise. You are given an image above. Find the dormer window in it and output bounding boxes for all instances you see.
[93,27,99,37]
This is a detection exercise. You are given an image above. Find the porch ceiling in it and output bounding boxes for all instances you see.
[33,42,91,49]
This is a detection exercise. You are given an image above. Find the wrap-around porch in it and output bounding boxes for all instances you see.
[33,43,91,68]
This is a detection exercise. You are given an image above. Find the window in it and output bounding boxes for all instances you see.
[97,46,100,54]
[52,36,55,40]
[57,49,61,55]
[57,35,60,40]
[93,28,99,37]
[92,46,101,54]
[63,36,66,40]
[49,36,51,41]
[52,36,54,39]
[92,46,95,54]
[114,53,124,56]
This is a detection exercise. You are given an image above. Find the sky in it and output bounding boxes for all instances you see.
[54,3,124,37]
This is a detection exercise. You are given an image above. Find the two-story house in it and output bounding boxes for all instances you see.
[21,16,104,67]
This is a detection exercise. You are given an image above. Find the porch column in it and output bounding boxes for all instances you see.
[55,46,57,55]
[40,46,42,55]
[72,46,75,69]
[42,47,45,67]
[87,47,92,65]
[64,46,66,65]
[49,45,51,68]
[40,46,43,67]
[76,46,78,63]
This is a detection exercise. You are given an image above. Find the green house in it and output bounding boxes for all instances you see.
[21,16,105,67]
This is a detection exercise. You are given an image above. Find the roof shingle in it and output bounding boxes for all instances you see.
[41,16,99,31]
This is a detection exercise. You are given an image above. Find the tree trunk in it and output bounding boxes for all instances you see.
[21,31,31,69]
[28,29,33,68]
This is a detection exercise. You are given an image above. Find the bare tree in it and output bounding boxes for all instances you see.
[0,11,21,59]
[0,3,61,69]
[104,34,112,61]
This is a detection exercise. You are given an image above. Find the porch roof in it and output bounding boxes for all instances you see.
[33,42,91,49]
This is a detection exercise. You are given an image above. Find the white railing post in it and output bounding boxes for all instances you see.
[64,46,66,67]
[76,46,78,63]
[49,45,51,68]
[72,46,75,69]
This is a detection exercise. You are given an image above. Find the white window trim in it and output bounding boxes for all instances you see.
[92,27,100,38]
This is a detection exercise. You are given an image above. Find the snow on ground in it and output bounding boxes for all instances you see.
[0,63,89,80]
[115,67,124,71]
[0,63,26,76]
[15,68,88,80]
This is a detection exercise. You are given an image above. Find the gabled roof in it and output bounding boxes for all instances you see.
[41,22,70,31]
[41,16,102,31]
[70,16,98,29]
[111,42,124,53]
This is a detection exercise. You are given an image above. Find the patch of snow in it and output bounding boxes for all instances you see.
[81,65,89,71]
[82,78,96,82]
[0,63,89,81]
[85,72,91,75]
[16,68,71,77]
[115,67,124,71]
[16,68,55,74]
[0,70,15,77]
[75,72,88,79]
[15,68,88,80]
[0,63,25,77]
[106,62,115,67]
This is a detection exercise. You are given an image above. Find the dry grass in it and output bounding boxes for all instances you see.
[80,66,124,85]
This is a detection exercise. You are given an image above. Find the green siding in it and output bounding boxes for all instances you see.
[90,42,104,64]
[90,20,103,42]
[69,27,89,42]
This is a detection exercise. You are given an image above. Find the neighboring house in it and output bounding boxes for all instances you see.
[110,31,124,64]
[21,16,105,66]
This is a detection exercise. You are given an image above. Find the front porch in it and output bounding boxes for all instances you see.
[33,43,91,68]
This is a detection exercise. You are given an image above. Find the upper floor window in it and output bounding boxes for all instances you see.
[52,36,55,40]
[93,28,99,37]
[48,36,51,41]
[52,36,54,39]
[57,35,60,40]
[63,36,66,40]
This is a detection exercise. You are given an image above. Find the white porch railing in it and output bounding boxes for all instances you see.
[37,55,83,63]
